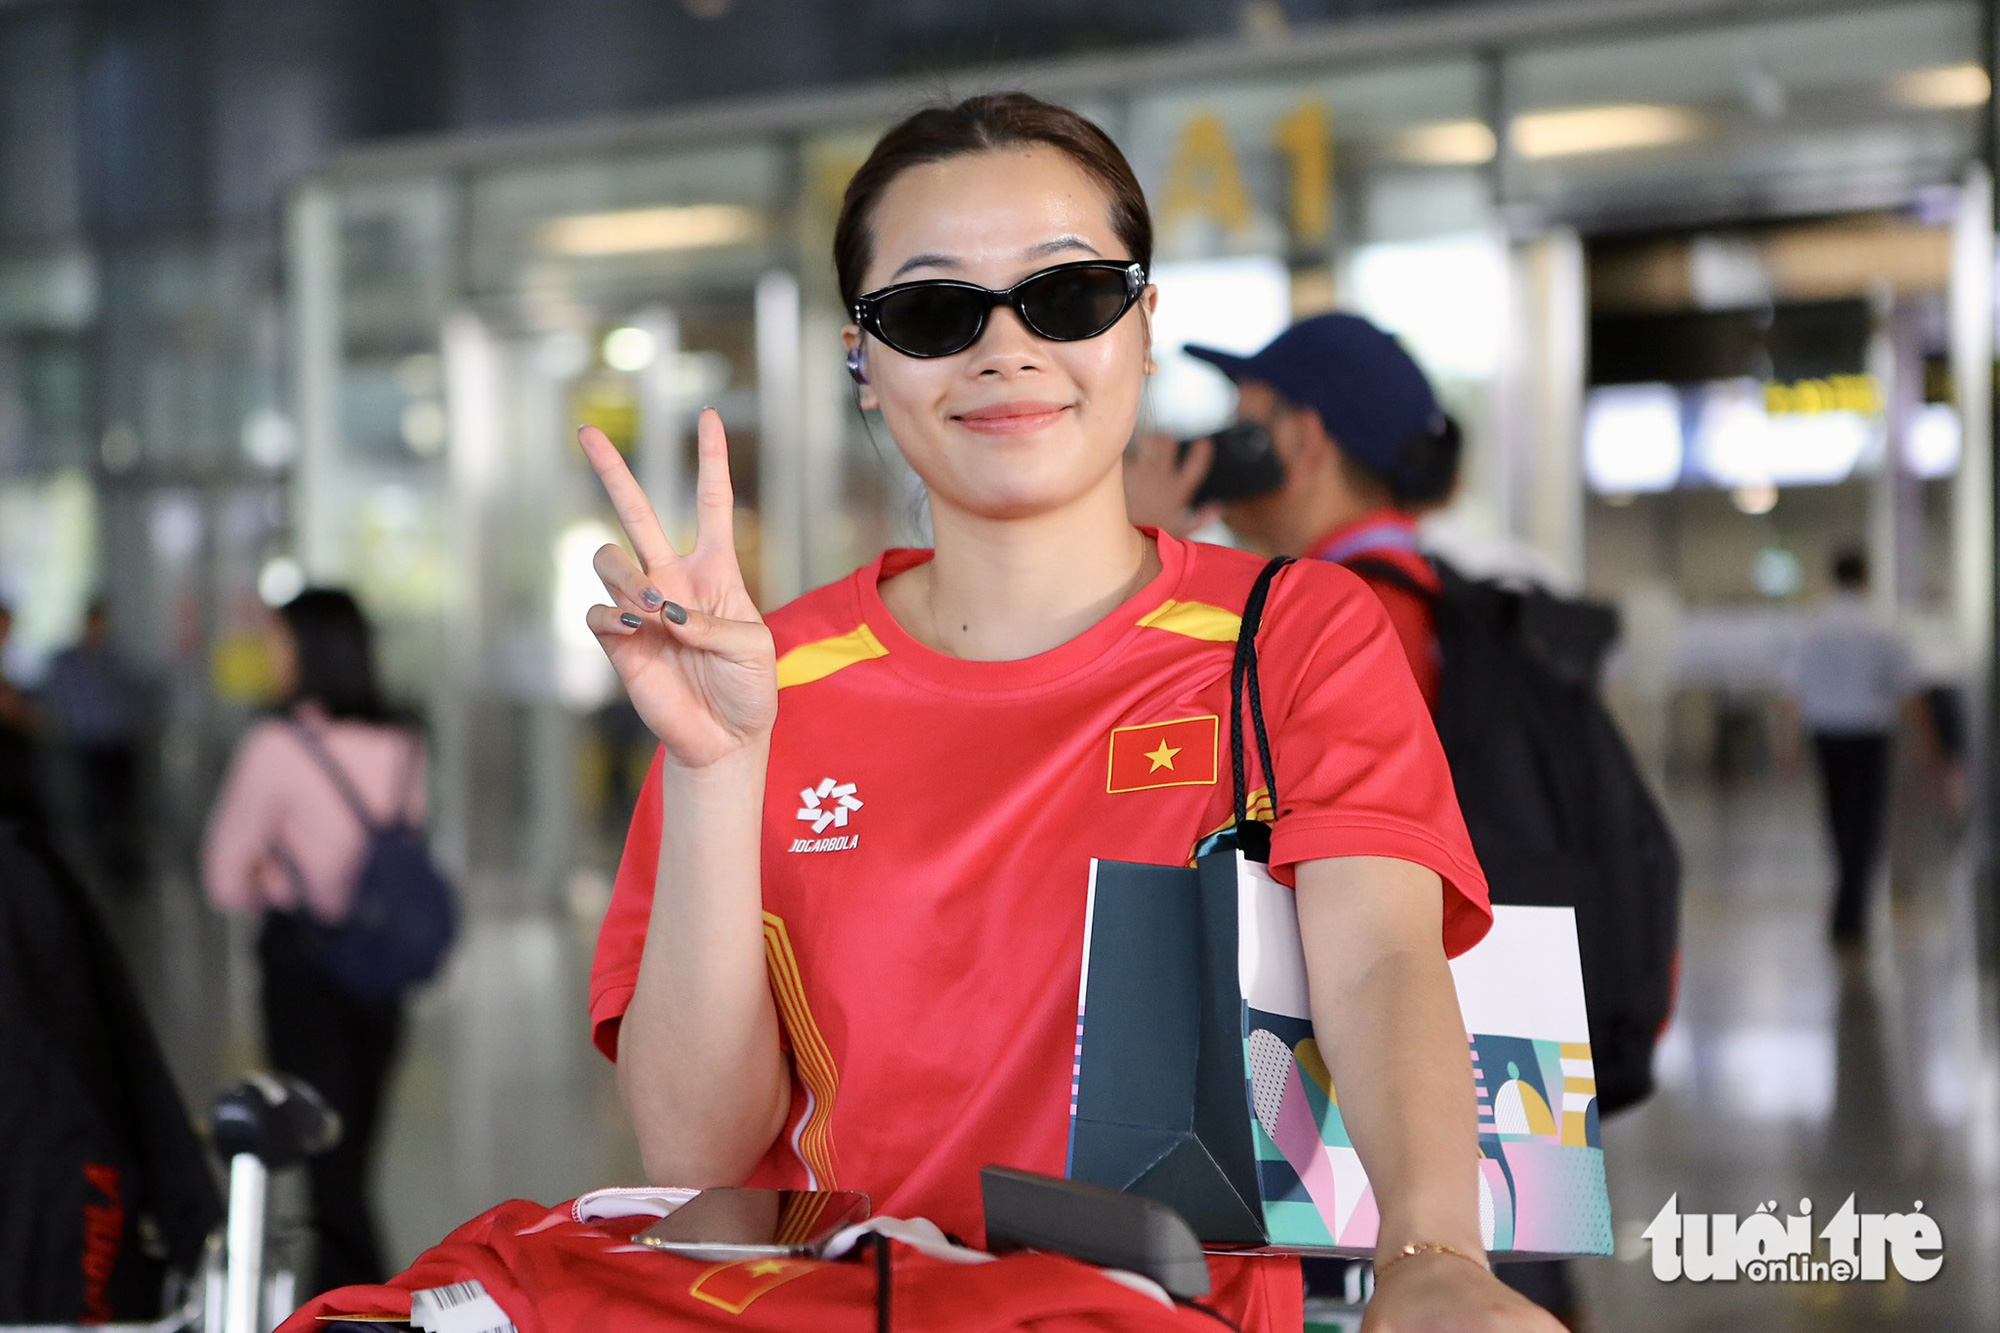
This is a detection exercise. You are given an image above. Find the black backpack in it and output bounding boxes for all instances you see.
[0,824,222,1320]
[1348,556,1681,1116]
[282,723,459,1003]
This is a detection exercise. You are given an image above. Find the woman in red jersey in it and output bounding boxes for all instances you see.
[579,94,1557,1333]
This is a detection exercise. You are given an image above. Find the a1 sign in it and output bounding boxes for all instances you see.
[1159,103,1333,246]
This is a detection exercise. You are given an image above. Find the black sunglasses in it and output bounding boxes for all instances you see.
[852,260,1147,360]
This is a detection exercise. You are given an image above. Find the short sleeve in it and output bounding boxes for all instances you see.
[589,748,665,1061]
[201,722,288,916]
[1256,559,1492,958]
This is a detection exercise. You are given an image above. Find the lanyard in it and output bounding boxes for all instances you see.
[1314,520,1421,565]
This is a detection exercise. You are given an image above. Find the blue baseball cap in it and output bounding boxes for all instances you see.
[1184,313,1447,487]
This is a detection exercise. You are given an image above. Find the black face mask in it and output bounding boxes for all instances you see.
[852,261,1147,359]
[1173,413,1462,509]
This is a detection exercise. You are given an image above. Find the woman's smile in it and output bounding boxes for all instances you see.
[951,399,1073,435]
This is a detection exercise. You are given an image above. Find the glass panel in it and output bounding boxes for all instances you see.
[466,141,786,303]
[1125,60,1504,531]
[1505,2,1984,222]
[1124,59,1492,261]
[797,123,925,575]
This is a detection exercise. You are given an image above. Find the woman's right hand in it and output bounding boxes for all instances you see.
[579,409,777,771]
[1123,431,1218,538]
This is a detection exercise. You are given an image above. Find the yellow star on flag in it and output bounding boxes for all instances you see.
[745,1259,791,1277]
[1144,738,1181,772]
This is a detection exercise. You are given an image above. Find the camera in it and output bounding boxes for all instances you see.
[1175,420,1284,505]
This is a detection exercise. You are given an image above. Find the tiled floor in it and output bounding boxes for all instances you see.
[115,772,1999,1330]
[1571,777,2000,1332]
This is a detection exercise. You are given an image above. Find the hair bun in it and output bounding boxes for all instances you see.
[1388,414,1462,506]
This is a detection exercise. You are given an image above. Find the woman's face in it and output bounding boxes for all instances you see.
[845,145,1155,524]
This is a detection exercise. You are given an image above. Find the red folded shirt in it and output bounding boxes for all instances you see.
[279,1196,1232,1333]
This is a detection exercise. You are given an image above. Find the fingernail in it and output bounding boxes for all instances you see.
[661,601,688,625]
[640,588,664,610]
[619,612,642,629]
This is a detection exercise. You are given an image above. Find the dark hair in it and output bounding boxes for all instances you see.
[1385,415,1463,508]
[1832,548,1869,590]
[278,588,394,723]
[832,92,1153,308]
[1320,406,1461,511]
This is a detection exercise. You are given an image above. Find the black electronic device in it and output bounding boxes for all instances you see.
[633,1188,871,1263]
[980,1166,1211,1299]
[1176,420,1284,505]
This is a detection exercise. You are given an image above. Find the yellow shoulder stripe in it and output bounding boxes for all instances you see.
[1137,599,1240,643]
[775,624,889,690]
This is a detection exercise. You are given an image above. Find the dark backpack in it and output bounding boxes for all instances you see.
[1348,556,1681,1116]
[0,823,222,1320]
[283,723,458,1002]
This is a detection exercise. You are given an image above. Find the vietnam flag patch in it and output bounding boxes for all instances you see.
[1106,714,1220,793]
[689,1256,818,1313]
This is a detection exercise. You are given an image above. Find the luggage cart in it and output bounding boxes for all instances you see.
[0,1074,340,1333]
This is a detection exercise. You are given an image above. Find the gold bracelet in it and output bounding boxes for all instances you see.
[1373,1240,1488,1283]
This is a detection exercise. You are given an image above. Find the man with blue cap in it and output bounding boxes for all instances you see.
[1127,312,1461,704]
[1131,314,1604,1327]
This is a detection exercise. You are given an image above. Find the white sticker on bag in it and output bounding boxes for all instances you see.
[409,1279,517,1333]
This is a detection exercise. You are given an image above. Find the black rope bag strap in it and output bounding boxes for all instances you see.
[1229,556,1295,859]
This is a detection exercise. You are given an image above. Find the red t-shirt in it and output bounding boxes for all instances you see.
[1308,510,1442,709]
[590,531,1490,1332]
[279,1195,1244,1333]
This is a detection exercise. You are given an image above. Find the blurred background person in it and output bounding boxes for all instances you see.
[43,598,147,891]
[202,588,426,1295]
[0,601,47,836]
[1132,312,1612,1329]
[1127,313,1461,703]
[1786,549,1921,947]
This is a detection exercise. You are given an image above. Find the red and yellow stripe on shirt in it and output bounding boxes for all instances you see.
[763,912,840,1188]
[1106,714,1219,793]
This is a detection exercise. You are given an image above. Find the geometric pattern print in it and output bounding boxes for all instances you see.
[763,911,840,1188]
[1472,1036,1598,1150]
[1244,1010,1608,1254]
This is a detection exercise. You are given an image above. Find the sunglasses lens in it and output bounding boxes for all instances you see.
[872,286,988,357]
[1017,267,1134,340]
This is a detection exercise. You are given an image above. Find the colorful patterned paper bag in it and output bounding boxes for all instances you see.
[1068,851,1614,1259]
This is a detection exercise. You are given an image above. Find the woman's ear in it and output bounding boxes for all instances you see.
[842,323,879,410]
[1139,287,1159,375]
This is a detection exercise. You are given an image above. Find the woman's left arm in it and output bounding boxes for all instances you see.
[1297,855,1561,1332]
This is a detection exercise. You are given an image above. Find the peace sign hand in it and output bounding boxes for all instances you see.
[579,410,778,771]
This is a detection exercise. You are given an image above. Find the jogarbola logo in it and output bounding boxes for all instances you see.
[792,777,862,853]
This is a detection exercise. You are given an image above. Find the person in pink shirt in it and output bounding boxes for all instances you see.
[203,588,425,1294]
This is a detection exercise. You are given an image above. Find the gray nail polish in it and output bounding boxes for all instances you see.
[661,601,689,625]
[619,612,642,629]
[640,588,664,610]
